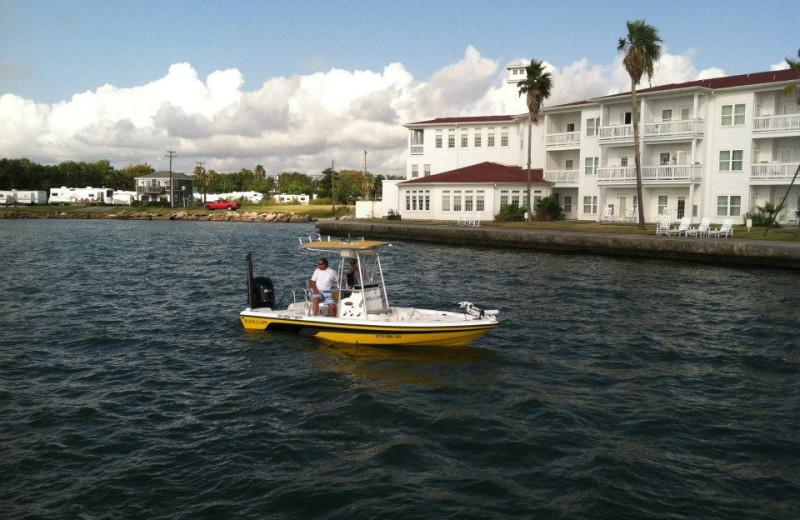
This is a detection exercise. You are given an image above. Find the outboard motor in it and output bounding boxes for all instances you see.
[251,276,275,309]
[247,253,275,309]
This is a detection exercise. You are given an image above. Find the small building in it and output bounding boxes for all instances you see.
[382,161,552,221]
[135,171,194,206]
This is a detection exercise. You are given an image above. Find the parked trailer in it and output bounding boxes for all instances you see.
[11,190,48,205]
[112,191,136,205]
[49,186,114,205]
[0,191,17,205]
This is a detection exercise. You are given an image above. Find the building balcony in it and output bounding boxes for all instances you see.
[545,131,580,148]
[137,186,166,195]
[544,169,579,185]
[750,162,799,184]
[597,164,702,184]
[643,119,704,141]
[753,114,800,137]
[410,145,424,155]
[598,124,633,144]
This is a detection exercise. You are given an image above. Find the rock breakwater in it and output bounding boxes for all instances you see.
[0,210,313,222]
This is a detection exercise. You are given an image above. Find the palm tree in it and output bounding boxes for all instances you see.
[767,49,800,236]
[517,59,553,224]
[618,20,662,230]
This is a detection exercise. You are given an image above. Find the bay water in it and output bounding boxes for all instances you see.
[1,219,798,519]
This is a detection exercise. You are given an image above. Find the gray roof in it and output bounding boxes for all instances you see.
[135,171,192,180]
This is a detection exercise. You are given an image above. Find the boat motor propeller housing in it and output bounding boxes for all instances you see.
[246,252,275,309]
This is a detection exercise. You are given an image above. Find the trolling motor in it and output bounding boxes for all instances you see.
[458,301,499,319]
[246,252,275,310]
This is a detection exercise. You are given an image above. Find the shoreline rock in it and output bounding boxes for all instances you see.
[0,210,314,222]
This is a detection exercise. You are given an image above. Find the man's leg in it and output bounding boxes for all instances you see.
[312,296,320,315]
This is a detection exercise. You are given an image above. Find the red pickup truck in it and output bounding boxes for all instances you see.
[204,200,238,211]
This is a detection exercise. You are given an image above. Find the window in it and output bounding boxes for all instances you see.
[563,196,572,213]
[585,156,598,175]
[717,195,742,216]
[424,164,431,177]
[658,196,669,215]
[487,129,495,147]
[567,123,575,132]
[586,118,599,136]
[583,196,598,214]
[453,192,462,212]
[511,190,520,207]
[461,134,468,148]
[465,194,473,212]
[721,104,745,126]
[435,131,442,148]
[622,112,632,124]
[476,191,485,212]
[411,129,424,145]
[662,109,672,121]
[405,194,410,210]
[412,191,417,211]
[501,128,509,147]
[411,165,419,178]
[442,191,450,211]
[565,159,574,170]
[500,190,508,206]
[474,133,482,147]
[719,150,744,171]
[425,192,430,211]
[620,156,629,167]
[448,132,455,148]
[681,107,691,120]
[660,152,671,165]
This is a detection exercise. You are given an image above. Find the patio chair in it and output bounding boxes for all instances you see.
[601,206,614,222]
[472,213,481,227]
[708,218,734,238]
[686,217,711,237]
[667,216,691,236]
[655,215,672,236]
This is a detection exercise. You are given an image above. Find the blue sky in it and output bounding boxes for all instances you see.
[0,0,797,173]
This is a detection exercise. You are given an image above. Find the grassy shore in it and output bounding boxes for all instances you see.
[3,204,798,241]
[360,218,800,242]
[0,203,355,219]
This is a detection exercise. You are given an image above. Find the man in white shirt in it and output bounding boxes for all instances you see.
[311,258,338,317]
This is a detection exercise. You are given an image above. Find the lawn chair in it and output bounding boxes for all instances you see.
[686,217,711,237]
[472,213,481,227]
[655,215,672,236]
[708,218,734,238]
[667,216,691,236]
[601,206,614,222]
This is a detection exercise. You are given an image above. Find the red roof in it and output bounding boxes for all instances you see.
[406,115,516,126]
[550,68,800,109]
[401,162,547,185]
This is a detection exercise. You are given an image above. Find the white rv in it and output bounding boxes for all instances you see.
[49,186,115,205]
[11,190,48,205]
[112,190,136,205]
[0,190,17,205]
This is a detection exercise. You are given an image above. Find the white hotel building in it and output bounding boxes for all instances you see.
[371,67,799,225]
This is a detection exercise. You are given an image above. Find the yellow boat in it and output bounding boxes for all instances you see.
[240,238,499,347]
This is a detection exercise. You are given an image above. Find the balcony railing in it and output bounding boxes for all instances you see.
[750,163,800,182]
[597,165,702,183]
[753,114,800,134]
[545,131,580,148]
[598,124,633,143]
[643,119,704,140]
[544,169,579,184]
[137,185,166,194]
[410,144,424,155]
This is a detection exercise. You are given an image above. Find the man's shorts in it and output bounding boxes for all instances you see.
[313,290,335,305]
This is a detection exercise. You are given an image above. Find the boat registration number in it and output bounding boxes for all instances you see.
[375,334,401,339]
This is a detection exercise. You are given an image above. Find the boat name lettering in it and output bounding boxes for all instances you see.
[277,314,299,320]
[375,334,401,339]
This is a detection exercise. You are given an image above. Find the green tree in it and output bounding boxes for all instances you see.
[618,19,662,230]
[517,59,552,225]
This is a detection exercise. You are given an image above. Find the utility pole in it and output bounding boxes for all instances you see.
[165,150,177,208]
[363,150,369,201]
[195,161,206,204]
[331,159,336,212]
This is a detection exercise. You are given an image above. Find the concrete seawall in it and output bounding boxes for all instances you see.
[317,220,800,269]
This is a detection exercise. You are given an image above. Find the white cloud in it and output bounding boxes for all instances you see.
[770,60,790,71]
[0,46,727,176]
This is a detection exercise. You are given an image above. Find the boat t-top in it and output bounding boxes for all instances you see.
[240,237,499,347]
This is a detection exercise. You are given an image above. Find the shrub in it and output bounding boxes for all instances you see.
[495,204,525,222]
[534,195,565,222]
[744,202,783,226]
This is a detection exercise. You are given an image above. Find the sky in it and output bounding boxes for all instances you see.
[1,0,797,177]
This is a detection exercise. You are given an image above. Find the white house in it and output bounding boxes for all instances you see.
[375,67,799,225]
